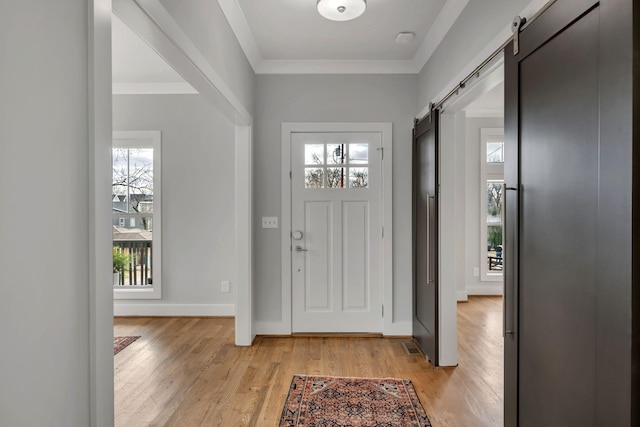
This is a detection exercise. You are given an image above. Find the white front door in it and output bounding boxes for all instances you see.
[291,132,383,333]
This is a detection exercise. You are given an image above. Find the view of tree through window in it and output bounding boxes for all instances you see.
[481,129,504,278]
[304,142,369,188]
[487,182,503,248]
[112,148,154,217]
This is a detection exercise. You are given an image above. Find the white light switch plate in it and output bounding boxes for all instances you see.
[262,217,278,228]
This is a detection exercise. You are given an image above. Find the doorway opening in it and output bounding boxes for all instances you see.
[436,53,505,378]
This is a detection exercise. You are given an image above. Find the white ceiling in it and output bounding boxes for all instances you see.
[112,0,472,84]
[238,0,445,60]
[220,0,470,73]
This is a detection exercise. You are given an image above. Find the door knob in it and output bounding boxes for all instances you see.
[295,245,308,252]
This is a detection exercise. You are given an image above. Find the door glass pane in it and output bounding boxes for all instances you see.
[349,143,368,164]
[305,168,324,188]
[487,182,503,223]
[327,167,346,188]
[487,141,504,163]
[349,167,368,188]
[327,143,345,165]
[305,144,324,165]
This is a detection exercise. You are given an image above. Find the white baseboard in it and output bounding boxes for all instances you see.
[466,284,503,296]
[383,321,412,336]
[254,321,291,336]
[113,303,235,317]
[457,290,469,301]
[254,321,412,336]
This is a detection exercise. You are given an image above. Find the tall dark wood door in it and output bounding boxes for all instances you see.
[413,111,439,366]
[505,0,636,425]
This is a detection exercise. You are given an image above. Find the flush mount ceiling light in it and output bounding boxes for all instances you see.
[317,0,367,22]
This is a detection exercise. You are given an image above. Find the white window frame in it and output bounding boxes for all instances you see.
[480,128,504,282]
[112,130,162,299]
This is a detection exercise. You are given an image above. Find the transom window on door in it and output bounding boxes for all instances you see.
[112,131,162,299]
[304,141,369,188]
[480,128,504,281]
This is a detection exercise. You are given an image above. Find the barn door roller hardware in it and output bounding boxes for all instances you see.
[511,15,527,55]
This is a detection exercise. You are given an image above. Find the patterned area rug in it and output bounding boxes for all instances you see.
[279,375,432,427]
[113,336,140,355]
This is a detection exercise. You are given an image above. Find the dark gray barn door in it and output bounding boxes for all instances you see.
[413,111,439,366]
[505,0,636,425]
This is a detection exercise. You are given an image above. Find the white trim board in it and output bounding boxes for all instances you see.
[281,122,394,335]
[112,82,198,95]
[457,291,469,302]
[114,304,235,316]
[216,0,468,75]
[234,125,254,345]
[255,321,293,336]
[90,1,115,425]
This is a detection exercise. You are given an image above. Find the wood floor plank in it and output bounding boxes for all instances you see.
[115,296,503,426]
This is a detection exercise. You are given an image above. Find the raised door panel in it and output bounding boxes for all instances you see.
[343,201,369,311]
[304,201,333,312]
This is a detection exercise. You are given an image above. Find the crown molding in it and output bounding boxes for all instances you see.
[256,59,420,75]
[217,0,468,75]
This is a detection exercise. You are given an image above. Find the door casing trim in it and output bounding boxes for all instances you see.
[281,122,393,335]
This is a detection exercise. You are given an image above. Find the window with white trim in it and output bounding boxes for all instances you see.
[112,131,162,299]
[480,128,504,281]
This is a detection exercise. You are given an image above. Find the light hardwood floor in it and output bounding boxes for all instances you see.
[114,296,503,426]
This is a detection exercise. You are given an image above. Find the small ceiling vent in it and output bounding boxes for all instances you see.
[395,32,415,44]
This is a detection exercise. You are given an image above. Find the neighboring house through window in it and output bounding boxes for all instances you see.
[112,131,162,299]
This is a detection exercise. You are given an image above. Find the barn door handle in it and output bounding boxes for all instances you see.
[503,185,517,337]
[426,195,436,284]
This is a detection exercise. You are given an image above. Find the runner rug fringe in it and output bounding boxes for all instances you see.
[279,375,432,426]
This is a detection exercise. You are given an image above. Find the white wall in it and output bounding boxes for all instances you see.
[417,0,531,108]
[113,94,236,315]
[158,0,256,116]
[0,1,93,425]
[463,116,504,296]
[253,74,417,331]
